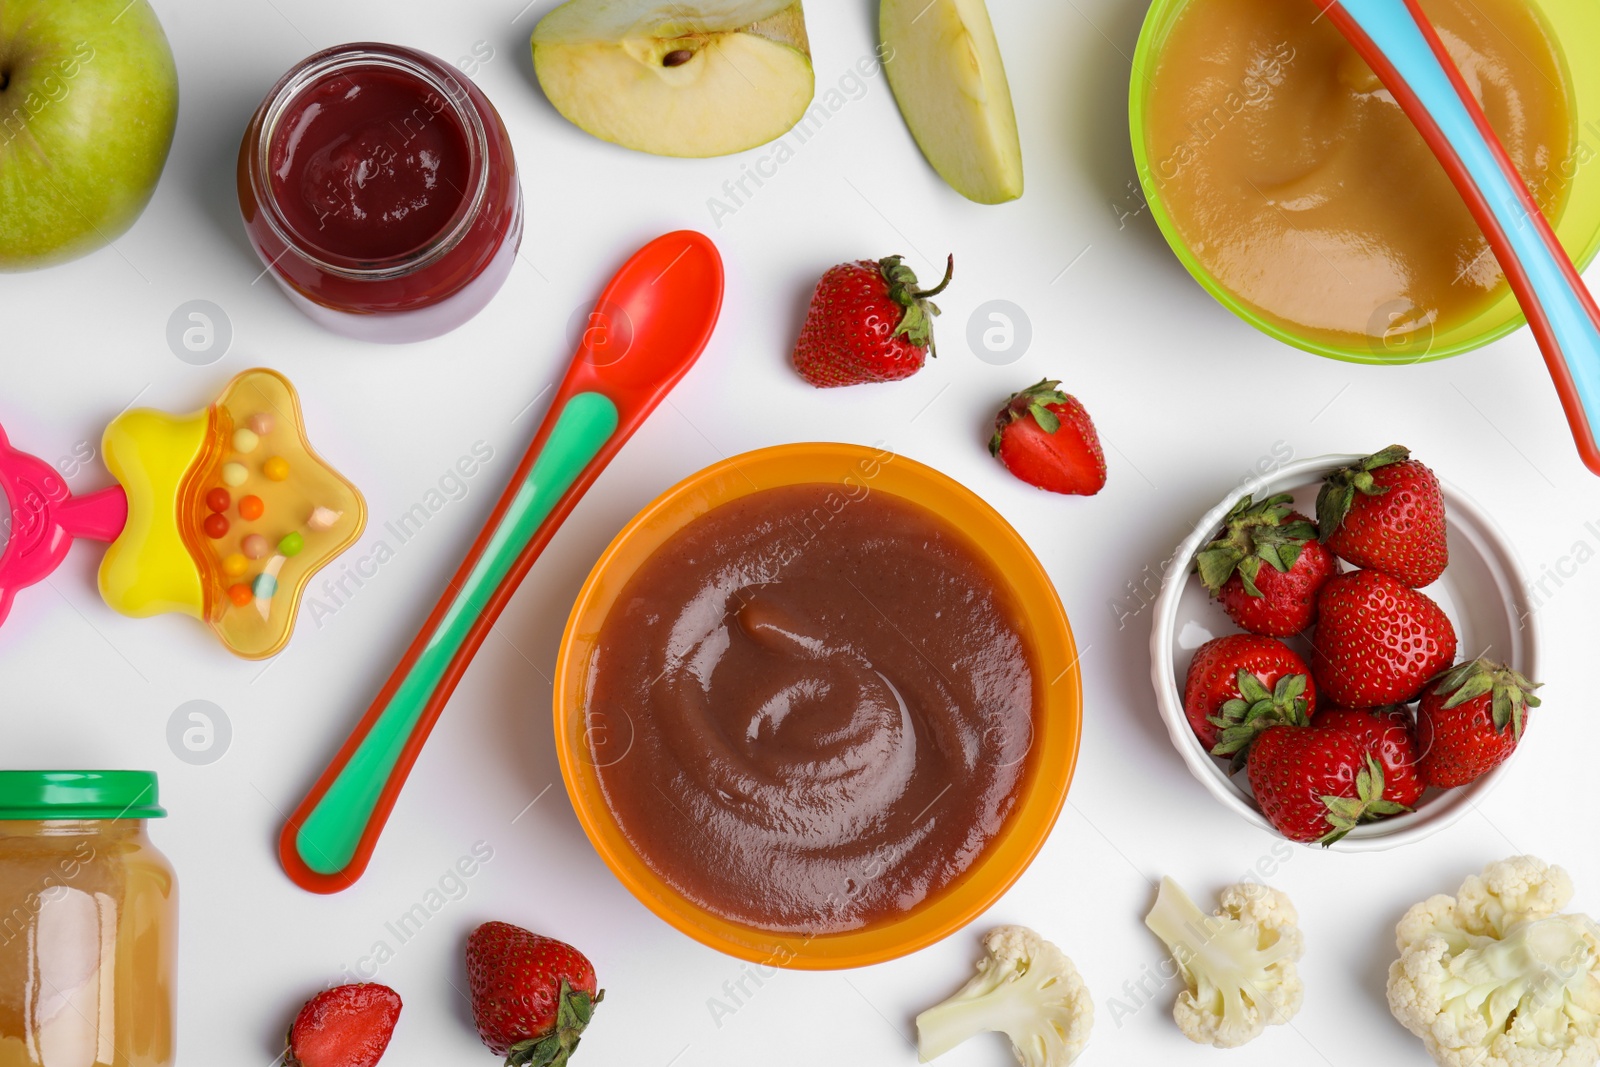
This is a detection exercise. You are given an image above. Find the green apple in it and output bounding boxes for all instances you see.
[880,0,1023,204]
[0,0,178,270]
[532,0,814,158]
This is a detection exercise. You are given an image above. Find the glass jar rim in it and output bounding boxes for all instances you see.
[0,771,166,820]
[247,43,492,280]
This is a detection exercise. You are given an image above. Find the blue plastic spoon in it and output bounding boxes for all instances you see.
[1317,0,1600,474]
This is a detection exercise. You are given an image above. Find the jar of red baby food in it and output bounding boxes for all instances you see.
[0,771,176,1067]
[237,43,522,343]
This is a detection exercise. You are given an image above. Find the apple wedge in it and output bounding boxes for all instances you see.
[532,0,815,158]
[880,0,1023,204]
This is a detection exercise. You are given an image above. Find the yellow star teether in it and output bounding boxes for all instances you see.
[98,369,366,658]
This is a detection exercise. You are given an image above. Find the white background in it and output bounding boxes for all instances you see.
[3,0,1598,1064]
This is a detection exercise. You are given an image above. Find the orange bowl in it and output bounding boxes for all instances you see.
[553,442,1082,969]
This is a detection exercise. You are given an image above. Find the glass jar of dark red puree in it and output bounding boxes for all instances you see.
[238,43,521,343]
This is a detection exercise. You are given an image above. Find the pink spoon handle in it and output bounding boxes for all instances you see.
[0,423,127,626]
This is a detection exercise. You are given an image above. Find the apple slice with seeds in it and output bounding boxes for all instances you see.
[532,0,815,158]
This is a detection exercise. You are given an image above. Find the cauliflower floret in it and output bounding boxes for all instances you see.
[1388,856,1600,1067]
[915,926,1094,1067]
[1455,856,1578,938]
[1143,876,1305,1048]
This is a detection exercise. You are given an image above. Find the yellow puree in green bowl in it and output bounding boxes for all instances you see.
[1143,0,1573,350]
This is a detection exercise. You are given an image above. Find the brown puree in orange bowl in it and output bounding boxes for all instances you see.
[1140,0,1574,350]
[584,484,1037,935]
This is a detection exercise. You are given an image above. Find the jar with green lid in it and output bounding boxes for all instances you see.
[0,771,176,1067]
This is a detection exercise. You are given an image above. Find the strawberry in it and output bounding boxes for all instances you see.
[285,984,401,1067]
[792,254,953,387]
[1416,659,1542,788]
[1316,445,1448,587]
[1182,634,1317,752]
[989,380,1107,495]
[1314,705,1425,808]
[1196,494,1336,636]
[466,922,602,1067]
[1247,726,1404,845]
[1311,569,1456,706]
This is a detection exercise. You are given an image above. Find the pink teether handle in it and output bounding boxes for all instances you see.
[0,423,127,627]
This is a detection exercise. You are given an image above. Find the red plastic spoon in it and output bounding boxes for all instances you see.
[280,231,725,892]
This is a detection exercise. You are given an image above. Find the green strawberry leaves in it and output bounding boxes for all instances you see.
[1433,658,1543,738]
[1195,493,1318,597]
[989,379,1074,455]
[1316,445,1411,540]
[1029,402,1061,434]
[1318,756,1408,847]
[1209,669,1313,769]
[505,981,604,1067]
[880,254,954,355]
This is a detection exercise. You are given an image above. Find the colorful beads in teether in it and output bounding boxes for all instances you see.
[87,369,364,658]
[0,369,357,658]
[0,368,364,658]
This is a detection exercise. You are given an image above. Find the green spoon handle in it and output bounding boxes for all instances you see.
[282,392,620,888]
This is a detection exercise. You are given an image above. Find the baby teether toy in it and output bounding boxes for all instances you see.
[0,368,365,659]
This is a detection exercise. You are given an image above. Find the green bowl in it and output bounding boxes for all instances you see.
[1128,0,1600,364]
